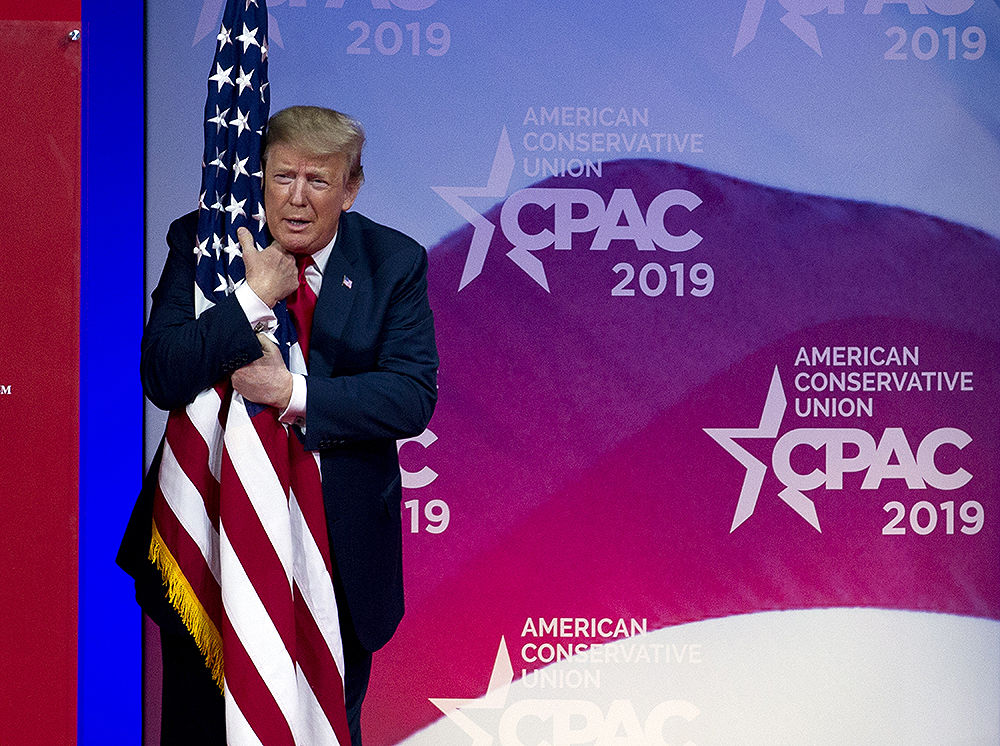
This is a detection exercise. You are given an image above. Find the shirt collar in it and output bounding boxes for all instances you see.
[308,228,338,276]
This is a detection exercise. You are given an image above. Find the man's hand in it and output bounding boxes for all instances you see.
[231,333,294,410]
[239,227,298,308]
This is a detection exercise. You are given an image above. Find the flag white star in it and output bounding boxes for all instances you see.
[209,62,233,92]
[224,234,243,261]
[198,190,208,211]
[214,272,236,295]
[212,233,225,260]
[209,150,228,172]
[230,107,252,136]
[233,155,250,180]
[195,235,211,259]
[235,66,254,96]
[261,37,268,61]
[208,105,230,132]
[226,195,247,221]
[253,203,266,232]
[216,24,231,51]
[236,23,260,51]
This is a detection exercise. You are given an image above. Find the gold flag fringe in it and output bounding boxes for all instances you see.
[150,519,225,691]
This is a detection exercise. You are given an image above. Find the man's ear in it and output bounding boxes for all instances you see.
[343,181,360,211]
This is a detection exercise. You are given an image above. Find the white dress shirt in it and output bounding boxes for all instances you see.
[234,231,337,429]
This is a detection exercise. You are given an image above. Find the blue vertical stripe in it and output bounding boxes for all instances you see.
[79,1,144,743]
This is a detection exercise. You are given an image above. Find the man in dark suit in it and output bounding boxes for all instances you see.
[119,106,438,746]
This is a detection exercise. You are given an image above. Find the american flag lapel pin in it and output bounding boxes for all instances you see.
[342,275,353,289]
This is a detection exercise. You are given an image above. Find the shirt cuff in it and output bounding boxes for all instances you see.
[279,373,307,427]
[235,281,278,333]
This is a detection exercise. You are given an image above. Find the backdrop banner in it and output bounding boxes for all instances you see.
[146,2,999,745]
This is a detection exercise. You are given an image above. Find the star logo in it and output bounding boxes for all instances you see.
[733,0,844,57]
[429,637,514,745]
[704,367,821,532]
[432,128,515,292]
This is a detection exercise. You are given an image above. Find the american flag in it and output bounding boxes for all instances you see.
[149,1,350,743]
[194,0,271,326]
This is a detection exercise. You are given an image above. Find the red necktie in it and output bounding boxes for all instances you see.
[286,255,317,363]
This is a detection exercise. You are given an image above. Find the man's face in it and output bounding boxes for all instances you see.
[263,142,359,256]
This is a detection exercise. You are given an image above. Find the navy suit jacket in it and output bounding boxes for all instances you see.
[119,209,438,652]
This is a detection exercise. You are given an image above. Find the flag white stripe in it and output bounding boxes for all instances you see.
[288,340,306,375]
[295,664,339,746]
[195,283,216,318]
[224,395,294,585]
[159,441,222,583]
[290,490,346,678]
[187,387,226,482]
[220,522,300,730]
[224,680,266,746]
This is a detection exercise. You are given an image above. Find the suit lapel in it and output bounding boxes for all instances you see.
[308,213,363,376]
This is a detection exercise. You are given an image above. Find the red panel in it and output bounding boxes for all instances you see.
[0,0,79,21]
[0,18,80,746]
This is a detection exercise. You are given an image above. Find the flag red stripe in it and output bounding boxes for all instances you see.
[219,447,297,651]
[222,613,297,746]
[163,408,221,530]
[289,446,332,576]
[293,586,351,745]
[152,491,222,621]
[250,411,293,496]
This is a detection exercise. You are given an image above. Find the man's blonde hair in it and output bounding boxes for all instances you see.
[263,105,365,189]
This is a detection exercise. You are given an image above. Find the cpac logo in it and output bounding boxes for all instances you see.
[434,129,703,292]
[431,637,700,746]
[704,368,972,532]
[733,0,975,56]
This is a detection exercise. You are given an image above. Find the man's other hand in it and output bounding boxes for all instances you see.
[231,333,294,410]
[239,227,298,308]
